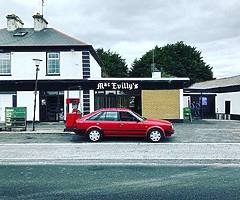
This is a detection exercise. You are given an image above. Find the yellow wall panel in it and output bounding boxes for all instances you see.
[142,90,180,119]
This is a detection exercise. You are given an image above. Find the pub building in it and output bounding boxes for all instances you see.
[0,13,189,123]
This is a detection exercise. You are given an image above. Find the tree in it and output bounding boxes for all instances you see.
[96,48,129,77]
[129,42,213,84]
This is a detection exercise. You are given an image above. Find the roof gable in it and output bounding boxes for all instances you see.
[189,75,240,89]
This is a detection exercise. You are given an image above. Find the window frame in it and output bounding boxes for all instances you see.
[104,111,119,121]
[120,111,139,122]
[0,53,11,76]
[86,111,120,121]
[86,111,106,121]
[46,52,60,76]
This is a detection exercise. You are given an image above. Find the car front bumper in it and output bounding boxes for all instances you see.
[165,129,174,137]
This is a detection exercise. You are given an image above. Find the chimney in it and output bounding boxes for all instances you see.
[33,13,48,31]
[152,67,162,79]
[6,14,24,31]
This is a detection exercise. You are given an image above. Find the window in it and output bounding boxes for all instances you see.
[0,53,11,75]
[87,112,106,121]
[87,111,119,121]
[120,112,138,122]
[105,111,119,121]
[47,52,60,75]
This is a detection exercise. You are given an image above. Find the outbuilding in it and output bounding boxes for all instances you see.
[184,75,240,120]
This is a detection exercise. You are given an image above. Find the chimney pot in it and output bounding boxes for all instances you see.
[152,68,162,79]
[6,14,24,31]
[33,13,48,31]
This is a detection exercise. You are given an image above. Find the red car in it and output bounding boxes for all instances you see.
[73,108,174,142]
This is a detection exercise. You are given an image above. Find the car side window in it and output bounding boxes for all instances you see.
[87,111,106,121]
[105,111,119,121]
[120,112,138,122]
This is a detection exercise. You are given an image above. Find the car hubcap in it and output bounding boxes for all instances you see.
[150,130,161,142]
[89,130,100,141]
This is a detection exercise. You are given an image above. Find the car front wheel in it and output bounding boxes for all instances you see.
[148,128,164,143]
[88,128,102,142]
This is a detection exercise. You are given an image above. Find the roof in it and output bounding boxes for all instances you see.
[0,28,88,46]
[189,75,240,90]
[96,108,131,112]
[89,77,190,81]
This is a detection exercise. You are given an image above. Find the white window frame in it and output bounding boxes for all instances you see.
[47,52,60,75]
[0,53,11,75]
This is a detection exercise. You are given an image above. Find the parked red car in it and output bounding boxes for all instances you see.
[73,108,174,142]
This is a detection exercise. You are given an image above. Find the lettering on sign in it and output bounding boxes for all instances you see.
[97,82,139,90]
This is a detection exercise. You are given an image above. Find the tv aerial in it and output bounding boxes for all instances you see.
[41,0,46,16]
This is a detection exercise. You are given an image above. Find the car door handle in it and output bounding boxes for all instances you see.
[120,123,124,127]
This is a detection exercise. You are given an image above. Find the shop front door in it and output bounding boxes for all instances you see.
[40,91,64,122]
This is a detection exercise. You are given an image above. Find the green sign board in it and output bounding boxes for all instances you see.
[5,107,27,130]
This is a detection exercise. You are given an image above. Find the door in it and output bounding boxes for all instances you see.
[225,101,231,114]
[119,111,146,136]
[40,91,64,122]
[99,111,121,136]
[85,111,121,136]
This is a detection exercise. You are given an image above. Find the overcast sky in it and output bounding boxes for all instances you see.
[1,0,240,78]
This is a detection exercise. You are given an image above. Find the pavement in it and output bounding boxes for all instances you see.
[0,143,240,164]
[0,121,66,134]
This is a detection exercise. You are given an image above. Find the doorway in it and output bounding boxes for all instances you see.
[40,91,64,122]
[225,101,231,114]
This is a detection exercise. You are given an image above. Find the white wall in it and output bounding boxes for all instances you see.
[183,96,190,108]
[216,92,240,115]
[179,89,184,119]
[90,54,102,79]
[0,94,13,122]
[17,91,39,121]
[0,51,83,80]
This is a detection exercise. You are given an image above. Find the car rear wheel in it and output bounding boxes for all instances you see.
[148,128,164,142]
[88,128,102,142]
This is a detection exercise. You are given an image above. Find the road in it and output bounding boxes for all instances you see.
[0,164,240,200]
[1,119,240,143]
[1,120,240,199]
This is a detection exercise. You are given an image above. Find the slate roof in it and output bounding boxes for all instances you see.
[0,28,89,47]
[189,75,240,89]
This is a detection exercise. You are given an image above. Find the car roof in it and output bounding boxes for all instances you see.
[95,108,131,112]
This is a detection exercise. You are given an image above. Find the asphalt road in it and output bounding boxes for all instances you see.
[0,164,240,200]
[0,120,240,143]
[0,120,240,200]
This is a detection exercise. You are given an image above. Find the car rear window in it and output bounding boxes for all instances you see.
[86,111,119,121]
[87,112,106,121]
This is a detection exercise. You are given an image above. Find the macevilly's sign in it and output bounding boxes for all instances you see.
[97,82,139,90]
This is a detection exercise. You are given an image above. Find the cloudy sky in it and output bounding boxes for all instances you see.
[1,0,240,78]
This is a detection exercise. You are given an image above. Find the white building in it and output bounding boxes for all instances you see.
[0,13,102,122]
[0,14,189,124]
[184,75,240,120]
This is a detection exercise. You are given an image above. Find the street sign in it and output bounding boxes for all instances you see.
[5,107,27,131]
